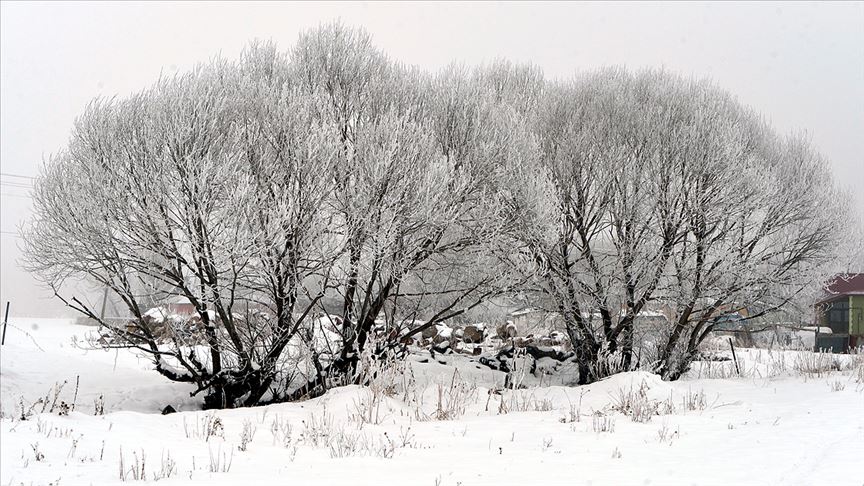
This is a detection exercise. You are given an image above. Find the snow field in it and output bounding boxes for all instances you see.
[1,318,862,485]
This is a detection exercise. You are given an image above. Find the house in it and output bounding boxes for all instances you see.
[140,296,198,323]
[509,307,671,336]
[814,273,864,352]
[710,306,751,331]
[509,308,563,335]
[166,295,197,317]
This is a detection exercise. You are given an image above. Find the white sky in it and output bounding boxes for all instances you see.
[1,1,863,317]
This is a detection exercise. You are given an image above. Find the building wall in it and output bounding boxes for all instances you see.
[850,295,864,336]
[167,302,196,316]
[819,297,851,335]
[511,311,563,335]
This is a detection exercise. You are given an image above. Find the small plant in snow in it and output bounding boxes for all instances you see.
[238,419,257,451]
[269,415,294,447]
[658,391,677,415]
[379,432,396,459]
[591,412,615,433]
[630,397,655,423]
[31,443,45,462]
[328,429,361,458]
[609,381,658,423]
[561,404,580,423]
[37,418,74,439]
[287,443,299,462]
[356,340,405,399]
[94,395,105,416]
[681,388,707,411]
[828,380,846,392]
[350,389,385,426]
[611,446,622,459]
[300,409,334,447]
[118,447,147,481]
[535,398,554,412]
[17,385,67,421]
[792,350,840,378]
[46,380,67,414]
[207,445,233,473]
[67,435,81,459]
[428,369,476,421]
[152,451,177,481]
[567,388,588,423]
[184,412,224,442]
[397,426,416,448]
[657,423,680,444]
[207,415,224,440]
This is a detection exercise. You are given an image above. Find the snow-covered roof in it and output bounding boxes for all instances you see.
[511,307,541,317]
[143,307,167,321]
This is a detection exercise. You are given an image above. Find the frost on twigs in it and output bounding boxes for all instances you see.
[19,21,858,407]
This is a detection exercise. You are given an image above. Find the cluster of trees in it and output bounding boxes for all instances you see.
[24,23,856,407]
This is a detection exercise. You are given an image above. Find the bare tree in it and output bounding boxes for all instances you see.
[24,25,529,405]
[656,128,852,379]
[24,44,339,408]
[286,25,532,396]
[507,68,849,383]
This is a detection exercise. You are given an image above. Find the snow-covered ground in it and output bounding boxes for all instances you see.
[1,318,862,485]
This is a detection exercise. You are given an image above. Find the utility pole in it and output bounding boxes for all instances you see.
[1,301,9,345]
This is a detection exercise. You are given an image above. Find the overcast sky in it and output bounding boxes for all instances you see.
[1,1,862,317]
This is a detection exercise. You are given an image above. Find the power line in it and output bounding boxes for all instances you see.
[0,177,34,184]
[0,172,36,180]
[0,181,32,189]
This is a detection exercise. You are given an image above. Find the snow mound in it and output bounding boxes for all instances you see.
[591,371,675,399]
[0,318,200,415]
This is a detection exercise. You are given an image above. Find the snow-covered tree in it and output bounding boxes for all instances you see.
[23,25,529,405]
[24,42,343,407]
[656,129,853,379]
[23,26,853,403]
[507,68,850,383]
[285,26,534,396]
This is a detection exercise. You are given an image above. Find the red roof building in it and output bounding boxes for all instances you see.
[815,273,864,351]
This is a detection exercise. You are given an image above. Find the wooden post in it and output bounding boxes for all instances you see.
[99,287,109,320]
[1,301,9,345]
[728,337,740,375]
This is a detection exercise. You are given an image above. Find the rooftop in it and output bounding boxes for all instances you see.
[816,273,864,305]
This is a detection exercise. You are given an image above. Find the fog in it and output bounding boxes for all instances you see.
[1,1,862,317]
